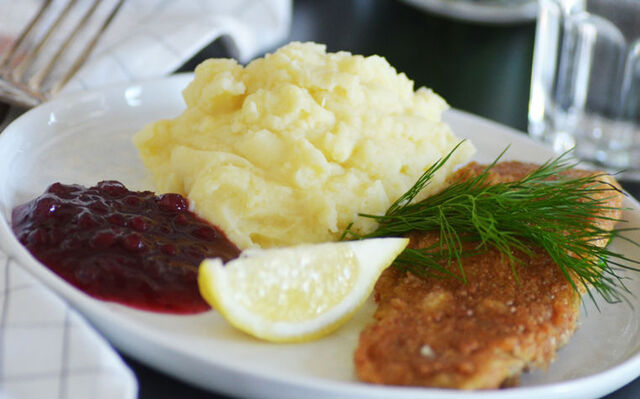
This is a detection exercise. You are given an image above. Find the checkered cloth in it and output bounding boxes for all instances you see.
[0,255,137,399]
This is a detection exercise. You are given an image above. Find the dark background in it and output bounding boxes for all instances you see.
[126,0,640,398]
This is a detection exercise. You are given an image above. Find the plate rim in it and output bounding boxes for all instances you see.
[399,0,538,24]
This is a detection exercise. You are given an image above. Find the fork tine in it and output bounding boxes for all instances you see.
[29,0,101,90]
[51,0,126,95]
[0,0,53,69]
[11,0,78,82]
[0,0,126,107]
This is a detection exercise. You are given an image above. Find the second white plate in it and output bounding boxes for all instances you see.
[400,0,538,24]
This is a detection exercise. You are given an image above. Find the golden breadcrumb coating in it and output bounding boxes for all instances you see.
[354,162,623,389]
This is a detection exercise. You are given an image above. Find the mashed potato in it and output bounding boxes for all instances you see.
[133,42,474,249]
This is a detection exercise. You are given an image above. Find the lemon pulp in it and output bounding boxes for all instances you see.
[198,238,408,342]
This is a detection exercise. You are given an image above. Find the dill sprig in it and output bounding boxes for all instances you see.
[343,142,640,304]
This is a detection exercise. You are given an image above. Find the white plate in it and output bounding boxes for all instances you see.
[400,0,538,24]
[1,74,640,399]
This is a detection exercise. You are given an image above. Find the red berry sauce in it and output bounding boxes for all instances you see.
[11,181,240,314]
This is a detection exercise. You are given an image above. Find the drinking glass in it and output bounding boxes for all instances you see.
[529,0,640,173]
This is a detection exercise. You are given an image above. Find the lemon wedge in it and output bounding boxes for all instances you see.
[198,238,408,342]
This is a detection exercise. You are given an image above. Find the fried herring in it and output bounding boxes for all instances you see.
[354,161,623,389]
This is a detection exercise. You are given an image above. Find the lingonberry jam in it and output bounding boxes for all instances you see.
[11,181,240,314]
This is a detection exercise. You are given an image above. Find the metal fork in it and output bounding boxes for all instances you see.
[0,0,125,108]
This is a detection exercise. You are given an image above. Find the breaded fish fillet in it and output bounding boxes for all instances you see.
[354,161,623,389]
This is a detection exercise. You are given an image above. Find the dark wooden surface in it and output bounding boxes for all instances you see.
[123,0,640,398]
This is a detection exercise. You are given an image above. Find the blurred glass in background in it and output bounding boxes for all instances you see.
[529,0,640,175]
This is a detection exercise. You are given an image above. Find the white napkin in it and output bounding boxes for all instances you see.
[63,0,292,92]
[0,1,292,398]
[0,254,137,399]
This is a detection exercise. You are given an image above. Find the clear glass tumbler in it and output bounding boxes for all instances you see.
[529,0,640,173]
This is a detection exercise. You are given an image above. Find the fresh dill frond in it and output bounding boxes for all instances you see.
[343,142,640,303]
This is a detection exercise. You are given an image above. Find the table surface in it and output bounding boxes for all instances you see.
[10,0,639,398]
